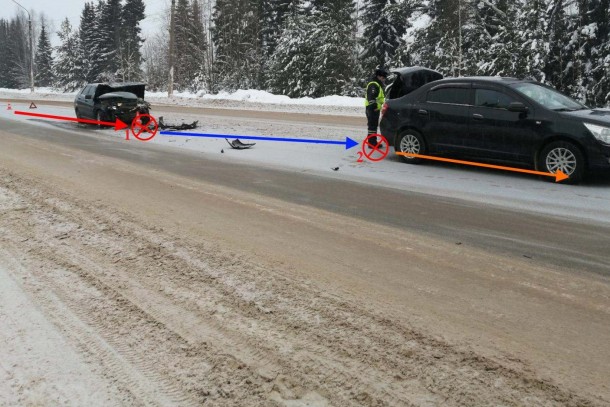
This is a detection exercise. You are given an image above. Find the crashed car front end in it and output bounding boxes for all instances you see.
[98,91,150,125]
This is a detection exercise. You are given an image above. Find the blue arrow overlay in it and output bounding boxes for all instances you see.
[159,131,359,150]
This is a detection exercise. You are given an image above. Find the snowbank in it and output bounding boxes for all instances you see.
[149,89,363,107]
[0,87,363,116]
[0,87,77,96]
[1,87,361,107]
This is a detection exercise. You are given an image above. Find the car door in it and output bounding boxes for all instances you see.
[469,86,539,161]
[82,85,97,119]
[75,85,89,116]
[419,84,472,153]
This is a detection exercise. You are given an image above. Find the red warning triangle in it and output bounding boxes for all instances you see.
[29,102,37,109]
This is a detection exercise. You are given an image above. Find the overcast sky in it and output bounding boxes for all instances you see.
[0,0,168,44]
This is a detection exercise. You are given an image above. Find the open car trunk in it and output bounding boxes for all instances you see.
[386,67,443,100]
[94,83,146,100]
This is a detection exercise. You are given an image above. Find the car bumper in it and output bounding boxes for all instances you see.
[107,107,148,125]
[379,117,397,146]
[587,142,610,170]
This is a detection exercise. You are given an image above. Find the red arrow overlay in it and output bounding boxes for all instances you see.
[396,152,569,183]
[14,110,129,131]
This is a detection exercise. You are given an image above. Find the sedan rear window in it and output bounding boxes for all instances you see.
[427,87,470,105]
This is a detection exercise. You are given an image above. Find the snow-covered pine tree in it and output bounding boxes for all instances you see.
[518,0,549,81]
[0,20,9,88]
[0,17,28,88]
[470,0,523,77]
[79,2,99,82]
[561,0,610,103]
[188,0,209,92]
[260,0,275,64]
[586,0,610,106]
[212,0,262,91]
[119,0,146,81]
[308,0,359,96]
[597,3,610,106]
[410,0,463,76]
[174,0,210,91]
[35,22,54,87]
[259,0,301,87]
[543,0,571,93]
[262,0,300,60]
[266,10,316,97]
[268,0,360,97]
[95,0,123,81]
[360,0,409,74]
[173,0,191,90]
[0,19,20,88]
[7,15,31,88]
[54,18,84,91]
[391,0,422,69]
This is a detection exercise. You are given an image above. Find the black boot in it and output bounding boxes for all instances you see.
[367,133,378,148]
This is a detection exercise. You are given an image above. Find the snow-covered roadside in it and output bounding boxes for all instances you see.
[0,256,119,406]
[0,87,363,117]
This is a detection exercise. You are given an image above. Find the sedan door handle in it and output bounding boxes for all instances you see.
[418,109,429,116]
[472,113,484,120]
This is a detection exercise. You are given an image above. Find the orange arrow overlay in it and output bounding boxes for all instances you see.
[14,111,129,131]
[396,152,569,183]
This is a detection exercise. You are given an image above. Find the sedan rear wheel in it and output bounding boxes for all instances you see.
[538,141,585,184]
[396,130,426,164]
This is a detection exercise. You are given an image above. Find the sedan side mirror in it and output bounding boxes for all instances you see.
[508,102,528,113]
[85,95,92,100]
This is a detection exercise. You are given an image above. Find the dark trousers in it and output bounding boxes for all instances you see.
[366,106,380,145]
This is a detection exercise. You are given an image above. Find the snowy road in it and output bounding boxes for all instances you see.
[2,101,610,225]
[1,104,610,405]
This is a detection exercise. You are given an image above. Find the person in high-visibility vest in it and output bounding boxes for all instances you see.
[364,68,389,147]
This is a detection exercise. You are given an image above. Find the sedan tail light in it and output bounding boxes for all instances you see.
[381,103,389,117]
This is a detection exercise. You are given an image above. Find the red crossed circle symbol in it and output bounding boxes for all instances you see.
[131,114,158,141]
[362,134,389,162]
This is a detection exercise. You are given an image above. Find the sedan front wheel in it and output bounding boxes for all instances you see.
[538,141,585,184]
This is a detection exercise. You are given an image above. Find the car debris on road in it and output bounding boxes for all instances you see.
[158,116,199,131]
[225,138,256,150]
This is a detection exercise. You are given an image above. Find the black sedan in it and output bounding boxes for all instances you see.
[380,77,610,183]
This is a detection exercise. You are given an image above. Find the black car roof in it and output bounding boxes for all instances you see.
[89,82,147,87]
[435,77,530,85]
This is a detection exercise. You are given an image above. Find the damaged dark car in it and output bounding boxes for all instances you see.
[74,82,150,126]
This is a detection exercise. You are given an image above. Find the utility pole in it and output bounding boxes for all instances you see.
[168,0,176,97]
[12,0,34,93]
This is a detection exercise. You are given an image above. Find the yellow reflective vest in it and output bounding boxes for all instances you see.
[364,81,385,110]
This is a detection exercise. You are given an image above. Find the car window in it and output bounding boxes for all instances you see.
[427,87,470,105]
[510,82,585,111]
[475,89,516,109]
[80,86,89,95]
[87,86,96,97]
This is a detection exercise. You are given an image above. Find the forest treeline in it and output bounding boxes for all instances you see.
[0,0,608,106]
